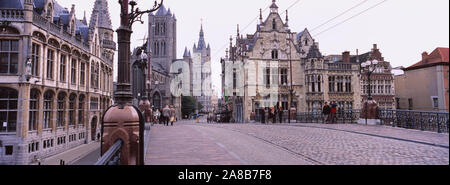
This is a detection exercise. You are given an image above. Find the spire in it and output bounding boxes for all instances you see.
[285,10,289,26]
[155,4,167,16]
[270,0,278,13]
[90,0,113,30]
[237,24,240,38]
[82,11,87,25]
[259,8,263,23]
[197,23,206,50]
[183,47,190,57]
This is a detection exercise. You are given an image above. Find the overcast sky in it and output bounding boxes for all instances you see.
[56,0,449,96]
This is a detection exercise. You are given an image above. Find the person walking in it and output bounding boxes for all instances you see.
[271,107,276,124]
[169,105,176,126]
[260,107,266,124]
[322,102,331,124]
[163,105,170,126]
[154,109,161,125]
[330,101,338,124]
[278,105,283,123]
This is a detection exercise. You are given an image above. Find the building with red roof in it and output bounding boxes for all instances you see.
[395,48,449,112]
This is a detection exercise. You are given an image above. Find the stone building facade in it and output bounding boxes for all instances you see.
[0,0,115,164]
[395,47,449,112]
[182,25,212,113]
[146,5,181,117]
[222,0,362,122]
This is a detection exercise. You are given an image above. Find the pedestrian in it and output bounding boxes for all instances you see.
[163,105,170,126]
[330,101,338,124]
[260,107,266,124]
[271,107,276,124]
[154,109,161,125]
[169,105,176,126]
[322,102,331,124]
[278,105,283,123]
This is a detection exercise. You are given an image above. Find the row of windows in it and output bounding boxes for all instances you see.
[29,43,111,91]
[329,76,352,93]
[153,41,167,57]
[362,85,392,95]
[0,40,19,74]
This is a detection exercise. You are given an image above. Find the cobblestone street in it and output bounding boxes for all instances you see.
[146,121,449,165]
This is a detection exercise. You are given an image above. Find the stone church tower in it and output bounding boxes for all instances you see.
[191,25,212,113]
[147,5,177,108]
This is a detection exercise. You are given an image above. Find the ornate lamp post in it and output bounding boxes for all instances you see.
[361,59,379,125]
[101,0,163,165]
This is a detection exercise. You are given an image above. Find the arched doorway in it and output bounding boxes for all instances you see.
[91,116,97,141]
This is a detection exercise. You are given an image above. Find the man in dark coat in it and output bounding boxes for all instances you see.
[322,102,331,124]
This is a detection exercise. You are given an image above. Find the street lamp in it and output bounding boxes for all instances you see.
[361,59,379,125]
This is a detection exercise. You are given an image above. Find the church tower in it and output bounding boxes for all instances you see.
[90,0,116,61]
[148,5,177,74]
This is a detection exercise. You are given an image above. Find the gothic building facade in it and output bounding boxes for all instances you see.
[0,0,115,164]
[223,0,362,122]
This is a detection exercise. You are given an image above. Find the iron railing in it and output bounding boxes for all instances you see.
[296,109,361,124]
[95,139,123,165]
[379,109,449,133]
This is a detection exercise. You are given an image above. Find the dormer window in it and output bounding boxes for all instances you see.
[47,4,53,20]
[304,39,308,46]
[271,49,278,59]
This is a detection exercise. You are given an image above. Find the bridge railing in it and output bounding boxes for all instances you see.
[95,139,123,165]
[296,109,361,124]
[379,109,449,133]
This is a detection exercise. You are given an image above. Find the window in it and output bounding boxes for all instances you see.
[91,63,95,87]
[47,49,55,79]
[0,40,19,74]
[337,77,344,92]
[329,76,335,92]
[78,95,85,125]
[60,54,66,82]
[433,97,439,108]
[90,98,99,110]
[318,76,322,92]
[31,43,40,76]
[280,68,288,85]
[69,94,76,126]
[271,50,278,59]
[57,93,66,128]
[282,95,288,111]
[43,91,53,129]
[408,98,413,110]
[272,19,276,30]
[233,69,237,89]
[0,88,18,133]
[80,62,85,85]
[5,145,13,155]
[264,68,271,85]
[71,59,77,84]
[345,77,352,93]
[29,89,39,131]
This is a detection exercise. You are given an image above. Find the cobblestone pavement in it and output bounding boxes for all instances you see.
[205,123,449,165]
[145,123,244,165]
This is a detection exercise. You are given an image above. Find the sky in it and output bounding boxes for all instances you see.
[56,0,450,97]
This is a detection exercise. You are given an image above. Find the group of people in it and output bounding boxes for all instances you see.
[322,101,338,124]
[152,105,177,126]
[259,105,284,124]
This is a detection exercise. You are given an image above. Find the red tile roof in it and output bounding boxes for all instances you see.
[406,47,449,70]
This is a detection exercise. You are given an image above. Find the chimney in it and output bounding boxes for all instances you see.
[343,51,350,63]
[373,44,377,50]
[422,52,429,63]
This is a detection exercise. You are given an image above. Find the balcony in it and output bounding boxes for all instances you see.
[0,9,25,21]
[103,40,116,50]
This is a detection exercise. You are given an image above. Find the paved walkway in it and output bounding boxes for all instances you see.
[33,141,100,165]
[254,122,449,148]
[145,122,244,165]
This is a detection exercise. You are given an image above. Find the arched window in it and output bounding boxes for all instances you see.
[60,54,66,82]
[29,89,40,131]
[69,94,76,126]
[0,40,19,74]
[57,92,66,128]
[43,91,54,129]
[78,95,85,126]
[0,87,18,132]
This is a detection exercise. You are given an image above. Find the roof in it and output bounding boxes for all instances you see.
[306,43,323,59]
[155,4,167,15]
[406,47,449,70]
[0,0,24,9]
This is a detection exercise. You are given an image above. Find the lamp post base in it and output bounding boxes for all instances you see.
[357,119,381,126]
